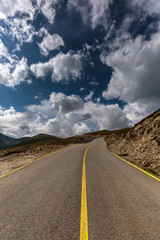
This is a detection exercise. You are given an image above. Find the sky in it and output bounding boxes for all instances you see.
[0,0,160,138]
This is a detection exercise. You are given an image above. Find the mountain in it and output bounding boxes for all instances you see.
[0,133,28,150]
[105,109,160,176]
[0,133,59,150]
[0,132,95,150]
[13,133,60,147]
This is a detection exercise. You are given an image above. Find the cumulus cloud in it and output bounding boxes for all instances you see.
[37,0,59,24]
[0,0,35,20]
[40,2,55,24]
[123,99,160,125]
[50,52,83,82]
[30,51,83,82]
[6,17,37,44]
[49,92,84,114]
[0,33,30,88]
[38,33,64,56]
[0,0,60,50]
[30,61,52,78]
[0,92,130,138]
[0,4,37,51]
[83,102,130,130]
[0,0,59,24]
[0,106,33,137]
[102,31,160,120]
[74,123,90,135]
[94,0,160,125]
[0,56,30,87]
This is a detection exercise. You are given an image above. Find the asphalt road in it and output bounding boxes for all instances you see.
[0,138,160,240]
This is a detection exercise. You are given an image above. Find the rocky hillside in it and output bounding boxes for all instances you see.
[105,109,160,176]
[0,133,95,176]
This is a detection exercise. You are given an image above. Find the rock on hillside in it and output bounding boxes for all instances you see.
[105,109,160,176]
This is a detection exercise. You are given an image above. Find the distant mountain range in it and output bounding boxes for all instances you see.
[0,133,59,150]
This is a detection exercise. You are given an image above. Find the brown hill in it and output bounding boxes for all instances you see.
[0,133,95,176]
[105,109,160,176]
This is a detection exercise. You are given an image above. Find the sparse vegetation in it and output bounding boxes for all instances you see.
[104,109,160,177]
[0,133,95,176]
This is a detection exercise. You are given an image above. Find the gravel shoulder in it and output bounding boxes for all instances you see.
[0,144,69,176]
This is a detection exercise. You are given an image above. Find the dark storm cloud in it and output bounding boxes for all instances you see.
[20,125,31,134]
[81,113,92,121]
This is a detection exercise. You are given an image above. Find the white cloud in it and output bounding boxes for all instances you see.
[68,0,112,29]
[96,97,101,103]
[37,0,59,24]
[30,51,83,82]
[0,92,130,138]
[0,106,33,137]
[74,122,90,135]
[49,92,84,114]
[0,0,35,20]
[123,99,160,125]
[80,87,85,91]
[0,10,37,49]
[0,57,30,87]
[38,27,49,37]
[0,39,9,59]
[51,52,83,82]
[102,32,160,117]
[89,81,99,86]
[129,0,160,16]
[84,91,94,101]
[123,102,148,124]
[83,102,130,130]
[0,0,59,49]
[6,17,36,44]
[38,33,64,56]
[40,1,56,24]
[30,61,52,78]
[89,0,112,28]
[0,0,59,25]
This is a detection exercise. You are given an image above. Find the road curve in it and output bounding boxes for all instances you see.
[0,138,160,239]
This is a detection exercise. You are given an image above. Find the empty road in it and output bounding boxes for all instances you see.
[0,138,160,240]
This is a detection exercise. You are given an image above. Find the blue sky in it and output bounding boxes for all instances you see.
[0,0,160,138]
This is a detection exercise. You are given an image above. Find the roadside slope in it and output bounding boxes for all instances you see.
[105,109,160,176]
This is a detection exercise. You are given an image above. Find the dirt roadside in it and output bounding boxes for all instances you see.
[0,144,69,176]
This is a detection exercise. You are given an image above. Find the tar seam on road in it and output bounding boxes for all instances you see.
[0,145,71,179]
[80,145,93,240]
[112,153,160,182]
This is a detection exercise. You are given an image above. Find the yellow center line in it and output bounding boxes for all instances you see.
[80,145,93,240]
